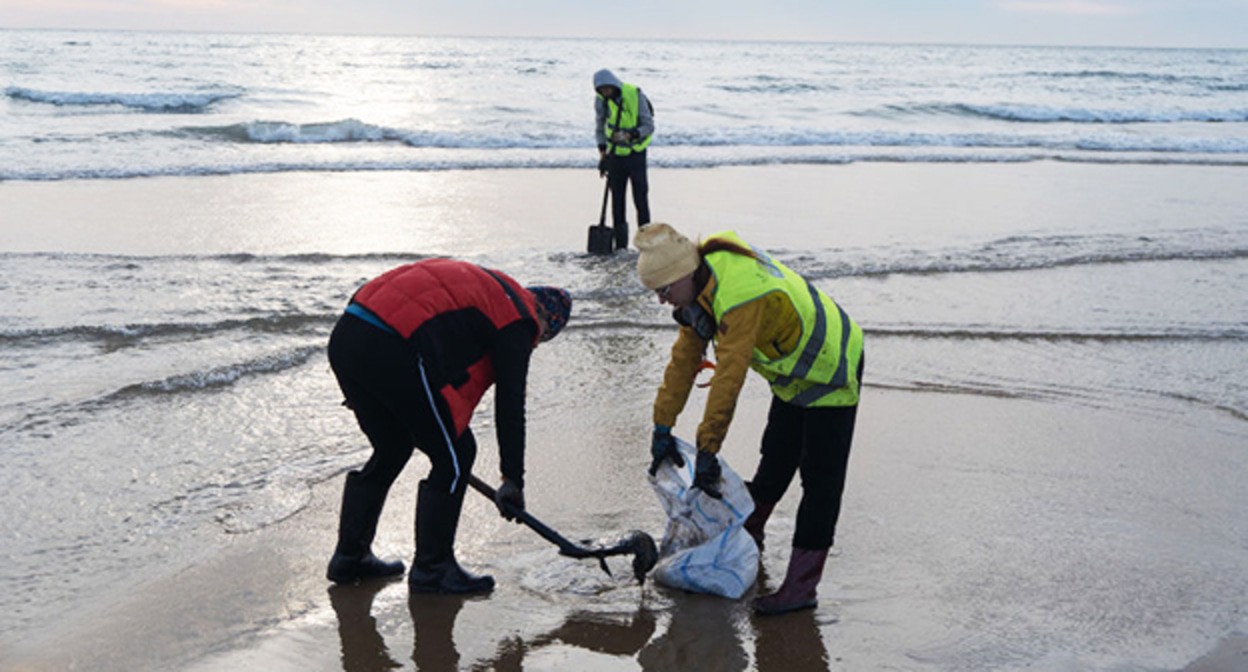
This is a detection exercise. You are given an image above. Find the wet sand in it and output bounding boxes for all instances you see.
[2,164,1247,670]
[6,384,1246,671]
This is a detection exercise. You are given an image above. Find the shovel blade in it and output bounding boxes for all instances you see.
[587,224,614,255]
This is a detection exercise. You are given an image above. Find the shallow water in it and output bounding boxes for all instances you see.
[1,162,1246,669]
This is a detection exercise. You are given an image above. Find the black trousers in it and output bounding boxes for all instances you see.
[749,359,864,550]
[606,150,650,249]
[327,314,477,497]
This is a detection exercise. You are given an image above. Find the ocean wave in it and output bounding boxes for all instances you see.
[0,250,429,265]
[177,119,584,149]
[870,378,1247,423]
[791,232,1248,280]
[865,326,1247,343]
[1017,69,1248,95]
[4,86,242,113]
[5,148,1248,182]
[182,119,398,144]
[128,120,1248,155]
[0,314,334,349]
[177,120,617,148]
[1021,69,1198,83]
[114,345,322,397]
[1,345,323,437]
[710,80,828,95]
[873,101,1248,124]
[1017,69,1246,91]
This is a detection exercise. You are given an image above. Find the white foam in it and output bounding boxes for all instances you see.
[243,119,391,143]
[5,86,241,112]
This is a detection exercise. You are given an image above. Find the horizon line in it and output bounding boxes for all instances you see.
[1,25,1246,52]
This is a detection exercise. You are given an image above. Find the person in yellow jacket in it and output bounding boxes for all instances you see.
[634,223,865,616]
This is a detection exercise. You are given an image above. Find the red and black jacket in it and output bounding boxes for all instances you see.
[352,258,540,486]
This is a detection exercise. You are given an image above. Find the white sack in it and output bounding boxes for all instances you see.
[649,437,759,599]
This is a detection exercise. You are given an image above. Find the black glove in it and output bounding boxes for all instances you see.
[648,424,684,476]
[494,478,525,522]
[693,450,723,499]
[597,153,610,178]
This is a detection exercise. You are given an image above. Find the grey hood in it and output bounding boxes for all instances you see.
[593,68,623,90]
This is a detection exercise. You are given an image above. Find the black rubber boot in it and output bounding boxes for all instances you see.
[408,480,494,595]
[614,224,629,252]
[326,471,406,585]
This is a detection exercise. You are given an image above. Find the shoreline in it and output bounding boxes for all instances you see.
[4,161,1248,257]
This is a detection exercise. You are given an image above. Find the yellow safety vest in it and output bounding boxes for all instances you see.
[601,83,653,156]
[703,231,863,407]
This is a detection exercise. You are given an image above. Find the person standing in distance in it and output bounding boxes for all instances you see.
[325,258,572,595]
[594,68,654,252]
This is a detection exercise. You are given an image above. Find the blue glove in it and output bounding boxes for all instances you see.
[693,450,723,499]
[648,425,685,476]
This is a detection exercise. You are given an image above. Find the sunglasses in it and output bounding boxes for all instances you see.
[655,282,674,300]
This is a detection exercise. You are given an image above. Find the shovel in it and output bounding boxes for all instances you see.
[467,474,658,585]
[586,177,614,255]
[587,101,624,255]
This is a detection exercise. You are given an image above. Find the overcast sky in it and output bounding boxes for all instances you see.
[2,0,1246,48]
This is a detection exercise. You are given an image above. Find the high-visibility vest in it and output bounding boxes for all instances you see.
[602,83,653,156]
[703,231,863,407]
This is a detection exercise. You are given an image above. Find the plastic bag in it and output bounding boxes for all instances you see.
[648,437,759,599]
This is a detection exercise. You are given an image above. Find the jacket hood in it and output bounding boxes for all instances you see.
[593,68,623,91]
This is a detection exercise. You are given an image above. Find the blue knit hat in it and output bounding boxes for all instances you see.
[527,286,572,341]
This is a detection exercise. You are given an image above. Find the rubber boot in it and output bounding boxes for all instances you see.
[752,547,827,616]
[326,471,406,584]
[742,481,775,551]
[408,480,494,595]
[438,480,495,592]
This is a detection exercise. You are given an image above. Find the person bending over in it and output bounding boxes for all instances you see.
[325,258,572,594]
[636,223,864,615]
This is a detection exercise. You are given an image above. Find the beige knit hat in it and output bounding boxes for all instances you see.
[635,223,699,289]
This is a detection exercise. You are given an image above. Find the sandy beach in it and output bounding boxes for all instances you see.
[2,163,1246,671]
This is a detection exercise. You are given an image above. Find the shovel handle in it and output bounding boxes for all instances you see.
[598,171,611,227]
[465,474,596,559]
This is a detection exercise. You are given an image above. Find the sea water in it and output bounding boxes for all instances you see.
[2,31,1248,180]
[1,30,1247,666]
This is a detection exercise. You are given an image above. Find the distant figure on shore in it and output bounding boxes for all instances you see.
[325,258,572,594]
[635,223,865,615]
[594,68,655,251]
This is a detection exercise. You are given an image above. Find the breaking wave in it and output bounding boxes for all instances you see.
[4,86,242,113]
[0,314,334,349]
[872,101,1248,124]
[786,231,1248,280]
[5,148,1247,182]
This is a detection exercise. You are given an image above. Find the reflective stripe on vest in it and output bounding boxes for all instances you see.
[704,231,861,407]
[603,83,652,156]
